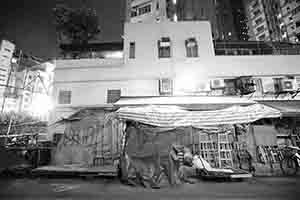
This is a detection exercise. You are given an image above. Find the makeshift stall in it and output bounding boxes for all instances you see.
[116,104,281,187]
[33,108,124,177]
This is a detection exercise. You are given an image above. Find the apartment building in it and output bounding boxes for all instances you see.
[0,40,15,95]
[279,0,300,42]
[52,18,300,123]
[125,0,241,40]
[244,0,283,41]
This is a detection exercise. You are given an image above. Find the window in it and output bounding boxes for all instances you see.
[129,42,135,59]
[296,20,300,28]
[158,37,171,58]
[256,25,265,33]
[255,17,263,25]
[58,90,71,104]
[4,48,11,53]
[252,1,259,9]
[159,78,173,96]
[138,4,151,15]
[107,89,121,103]
[253,9,262,17]
[185,38,198,57]
[131,9,138,17]
[258,34,266,40]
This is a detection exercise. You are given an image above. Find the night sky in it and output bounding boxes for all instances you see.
[0,0,125,60]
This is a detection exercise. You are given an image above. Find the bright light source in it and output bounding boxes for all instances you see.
[29,94,53,117]
[104,51,123,58]
[172,0,177,4]
[173,14,178,22]
[11,58,17,63]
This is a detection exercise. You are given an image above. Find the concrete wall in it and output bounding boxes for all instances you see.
[52,20,300,122]
[123,21,215,64]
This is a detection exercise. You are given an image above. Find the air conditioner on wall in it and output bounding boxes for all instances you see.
[210,79,225,89]
[159,78,173,95]
[261,77,275,93]
[295,76,300,90]
[279,78,296,92]
[237,77,256,95]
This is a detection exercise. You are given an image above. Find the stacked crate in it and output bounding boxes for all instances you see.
[218,132,233,168]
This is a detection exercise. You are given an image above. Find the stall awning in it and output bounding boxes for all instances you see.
[258,100,300,117]
[114,96,256,111]
[116,104,281,128]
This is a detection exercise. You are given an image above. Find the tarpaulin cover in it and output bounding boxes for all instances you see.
[117,104,281,128]
[123,124,194,187]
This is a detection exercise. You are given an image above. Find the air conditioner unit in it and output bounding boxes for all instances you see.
[261,77,275,93]
[210,79,225,89]
[195,81,211,92]
[295,76,300,90]
[238,77,256,95]
[159,78,173,95]
[280,78,296,92]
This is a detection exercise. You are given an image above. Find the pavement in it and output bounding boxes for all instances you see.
[0,176,299,200]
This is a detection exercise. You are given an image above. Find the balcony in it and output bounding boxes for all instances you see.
[214,40,300,56]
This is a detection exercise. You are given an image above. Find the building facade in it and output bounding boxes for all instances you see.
[279,0,300,43]
[231,0,250,41]
[52,20,300,124]
[125,0,242,40]
[244,0,300,43]
[0,40,15,97]
[244,0,283,41]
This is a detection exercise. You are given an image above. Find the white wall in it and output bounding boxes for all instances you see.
[52,20,300,122]
[123,21,215,63]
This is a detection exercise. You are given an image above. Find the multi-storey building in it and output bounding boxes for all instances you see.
[215,0,238,40]
[231,0,250,41]
[279,0,300,43]
[52,18,300,124]
[0,40,16,112]
[125,0,240,40]
[244,0,283,41]
[0,40,15,96]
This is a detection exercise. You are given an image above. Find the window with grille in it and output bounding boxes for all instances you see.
[58,90,71,104]
[129,42,135,59]
[107,89,121,103]
[185,38,198,57]
[255,17,263,25]
[158,37,171,58]
[138,4,151,15]
[256,25,265,33]
[253,9,262,17]
[296,20,300,28]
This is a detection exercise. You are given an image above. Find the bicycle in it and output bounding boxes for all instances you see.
[279,145,300,176]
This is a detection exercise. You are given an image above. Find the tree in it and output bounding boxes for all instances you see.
[53,4,101,45]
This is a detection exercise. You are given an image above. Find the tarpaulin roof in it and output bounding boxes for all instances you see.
[116,104,281,128]
[258,100,300,117]
[114,96,256,111]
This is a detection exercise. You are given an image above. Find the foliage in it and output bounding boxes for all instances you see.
[0,112,40,125]
[53,4,101,45]
[0,112,47,135]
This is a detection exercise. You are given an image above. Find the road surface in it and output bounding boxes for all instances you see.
[0,177,299,200]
